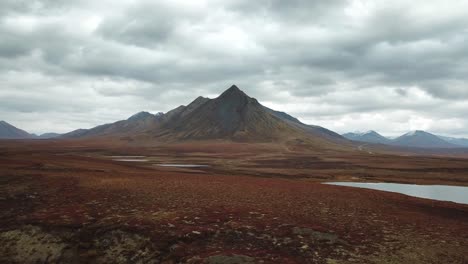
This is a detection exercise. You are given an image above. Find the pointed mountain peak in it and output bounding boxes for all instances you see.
[228,84,241,91]
[127,111,153,121]
[219,85,249,99]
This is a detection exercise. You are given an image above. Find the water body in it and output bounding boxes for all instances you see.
[157,164,210,168]
[113,159,149,162]
[109,156,146,158]
[325,182,468,205]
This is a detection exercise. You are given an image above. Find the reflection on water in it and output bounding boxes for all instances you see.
[325,182,468,204]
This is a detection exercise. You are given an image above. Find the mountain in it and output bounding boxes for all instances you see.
[162,96,210,122]
[342,131,392,145]
[62,111,164,139]
[437,135,468,147]
[63,85,346,147]
[264,107,345,142]
[392,130,457,149]
[0,121,62,139]
[0,121,34,139]
[341,130,465,149]
[156,85,308,141]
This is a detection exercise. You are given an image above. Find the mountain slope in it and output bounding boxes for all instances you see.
[342,131,391,144]
[0,121,34,139]
[62,112,163,138]
[438,135,468,147]
[60,85,350,148]
[265,108,345,142]
[162,96,210,122]
[156,85,305,141]
[393,130,457,148]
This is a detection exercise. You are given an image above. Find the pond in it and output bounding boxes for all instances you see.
[109,156,146,158]
[157,164,210,168]
[325,182,468,204]
[109,156,148,162]
[113,159,149,162]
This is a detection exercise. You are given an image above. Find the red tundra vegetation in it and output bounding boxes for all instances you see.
[0,140,467,263]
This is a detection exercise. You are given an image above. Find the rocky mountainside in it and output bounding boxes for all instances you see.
[62,111,164,138]
[62,85,346,147]
[156,85,309,141]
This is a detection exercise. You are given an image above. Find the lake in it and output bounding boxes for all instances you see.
[325,182,468,204]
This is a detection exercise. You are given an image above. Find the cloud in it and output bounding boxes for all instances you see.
[0,0,467,137]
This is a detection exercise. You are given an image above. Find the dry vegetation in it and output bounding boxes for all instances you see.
[0,140,467,263]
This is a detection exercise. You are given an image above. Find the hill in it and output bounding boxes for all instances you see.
[392,130,457,149]
[342,131,392,145]
[438,135,468,147]
[62,112,164,139]
[0,121,34,139]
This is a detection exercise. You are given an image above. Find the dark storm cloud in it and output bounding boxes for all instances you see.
[1,0,468,137]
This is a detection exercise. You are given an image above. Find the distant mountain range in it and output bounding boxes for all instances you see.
[342,130,467,148]
[2,85,468,150]
[342,131,392,145]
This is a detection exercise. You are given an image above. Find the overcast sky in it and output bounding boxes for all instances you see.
[1,0,468,137]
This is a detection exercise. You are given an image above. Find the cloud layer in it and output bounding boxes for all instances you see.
[1,0,468,137]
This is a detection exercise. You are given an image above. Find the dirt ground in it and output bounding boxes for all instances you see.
[0,140,467,263]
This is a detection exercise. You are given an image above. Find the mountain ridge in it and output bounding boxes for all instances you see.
[343,130,462,148]
[61,85,346,148]
[342,130,391,145]
[393,130,457,149]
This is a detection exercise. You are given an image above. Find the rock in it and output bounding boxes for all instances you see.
[0,225,72,264]
[94,229,160,263]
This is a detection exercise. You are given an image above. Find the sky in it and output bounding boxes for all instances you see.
[1,0,468,137]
